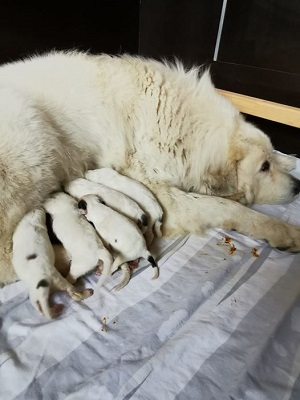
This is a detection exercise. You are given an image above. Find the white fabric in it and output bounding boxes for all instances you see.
[1,163,300,400]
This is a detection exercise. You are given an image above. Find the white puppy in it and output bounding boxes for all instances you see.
[64,178,148,233]
[85,168,163,243]
[78,194,159,284]
[44,192,113,286]
[12,208,93,319]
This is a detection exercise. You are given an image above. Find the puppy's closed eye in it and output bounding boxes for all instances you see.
[260,161,270,172]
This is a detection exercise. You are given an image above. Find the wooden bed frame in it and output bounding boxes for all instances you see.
[217,89,300,128]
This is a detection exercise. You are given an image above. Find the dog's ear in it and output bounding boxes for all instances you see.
[78,199,87,214]
[222,160,240,195]
[204,160,240,198]
[273,152,296,172]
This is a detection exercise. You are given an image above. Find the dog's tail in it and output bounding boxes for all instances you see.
[146,254,159,280]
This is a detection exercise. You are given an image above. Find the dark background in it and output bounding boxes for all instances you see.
[0,0,140,62]
[0,0,299,155]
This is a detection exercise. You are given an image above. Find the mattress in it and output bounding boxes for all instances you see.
[1,158,300,400]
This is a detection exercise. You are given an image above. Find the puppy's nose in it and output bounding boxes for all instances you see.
[293,178,300,196]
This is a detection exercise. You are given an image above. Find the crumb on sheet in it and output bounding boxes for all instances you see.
[229,244,236,255]
[252,248,260,257]
[101,316,108,332]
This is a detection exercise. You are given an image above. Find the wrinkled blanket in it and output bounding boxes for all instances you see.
[1,160,300,400]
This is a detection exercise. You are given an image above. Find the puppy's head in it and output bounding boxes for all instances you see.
[77,194,105,215]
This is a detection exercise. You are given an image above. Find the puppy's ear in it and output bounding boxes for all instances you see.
[78,199,87,215]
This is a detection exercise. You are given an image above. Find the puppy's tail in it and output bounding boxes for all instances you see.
[146,254,159,280]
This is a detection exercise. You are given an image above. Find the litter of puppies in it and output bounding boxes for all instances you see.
[12,168,162,319]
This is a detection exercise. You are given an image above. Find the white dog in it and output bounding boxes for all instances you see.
[85,168,163,244]
[12,208,93,318]
[64,178,148,233]
[0,51,299,298]
[44,192,113,286]
[78,195,159,281]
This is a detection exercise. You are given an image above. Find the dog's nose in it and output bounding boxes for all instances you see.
[293,178,300,196]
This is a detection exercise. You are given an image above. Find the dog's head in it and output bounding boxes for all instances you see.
[227,121,299,205]
[190,71,299,205]
[78,194,105,216]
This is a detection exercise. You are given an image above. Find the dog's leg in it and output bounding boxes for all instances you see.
[154,186,300,252]
[144,228,155,247]
[53,244,70,277]
[96,250,113,287]
[66,259,91,284]
[112,262,131,292]
[51,270,94,302]
[15,257,93,318]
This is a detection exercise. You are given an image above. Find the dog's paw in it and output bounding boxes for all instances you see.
[266,224,300,253]
[30,281,65,319]
[36,301,64,319]
[68,288,94,301]
[30,272,94,319]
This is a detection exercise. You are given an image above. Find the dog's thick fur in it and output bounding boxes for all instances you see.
[1,51,300,285]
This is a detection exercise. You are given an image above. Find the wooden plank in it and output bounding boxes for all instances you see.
[217,89,300,128]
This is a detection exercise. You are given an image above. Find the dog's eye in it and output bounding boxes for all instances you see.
[260,161,270,172]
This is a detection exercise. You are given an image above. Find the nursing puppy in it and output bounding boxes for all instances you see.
[44,192,113,286]
[64,178,148,233]
[12,208,93,318]
[85,168,163,244]
[78,195,159,282]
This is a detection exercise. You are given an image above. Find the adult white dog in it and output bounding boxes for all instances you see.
[0,51,300,287]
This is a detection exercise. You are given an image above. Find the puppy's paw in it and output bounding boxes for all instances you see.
[68,288,94,301]
[35,301,64,319]
[30,282,65,319]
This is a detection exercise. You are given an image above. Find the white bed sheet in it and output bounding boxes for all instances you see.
[0,160,300,400]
